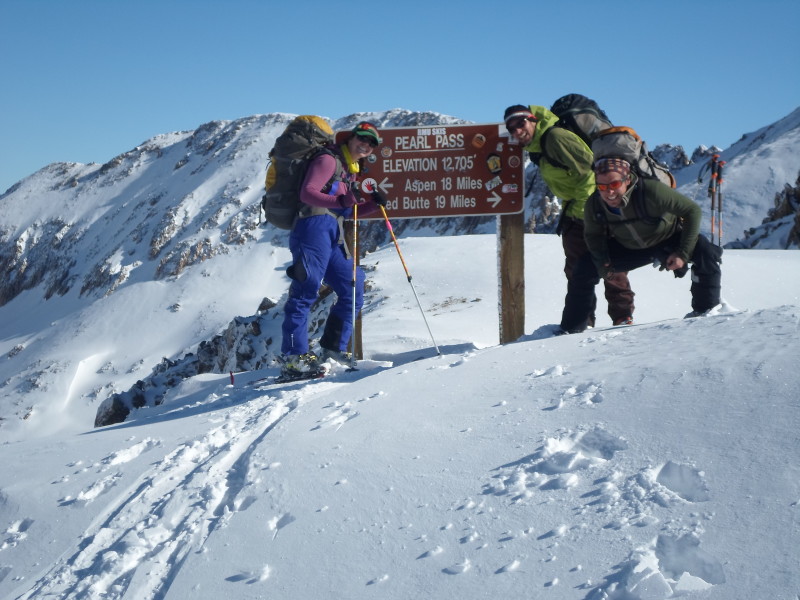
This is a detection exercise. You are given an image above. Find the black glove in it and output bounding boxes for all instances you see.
[371,190,388,207]
[673,264,689,278]
[350,181,363,203]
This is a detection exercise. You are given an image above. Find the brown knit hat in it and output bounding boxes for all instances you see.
[593,158,631,177]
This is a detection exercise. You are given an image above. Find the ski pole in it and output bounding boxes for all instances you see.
[708,155,719,245]
[717,161,725,246]
[349,202,359,370]
[379,205,441,356]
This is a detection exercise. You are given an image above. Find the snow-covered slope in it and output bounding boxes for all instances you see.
[1,234,799,599]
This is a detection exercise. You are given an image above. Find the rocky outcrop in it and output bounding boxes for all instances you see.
[729,170,800,249]
[93,292,335,427]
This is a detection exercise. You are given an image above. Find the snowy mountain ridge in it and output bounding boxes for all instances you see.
[1,106,798,308]
[0,111,474,308]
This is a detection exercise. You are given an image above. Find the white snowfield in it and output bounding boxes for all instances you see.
[1,235,799,600]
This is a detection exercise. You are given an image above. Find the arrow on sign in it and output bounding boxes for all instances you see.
[378,177,394,194]
[488,191,502,209]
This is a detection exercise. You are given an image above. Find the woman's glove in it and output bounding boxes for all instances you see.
[371,190,388,207]
[338,191,357,208]
[330,181,356,208]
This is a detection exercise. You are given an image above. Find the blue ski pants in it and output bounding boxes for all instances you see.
[281,215,365,355]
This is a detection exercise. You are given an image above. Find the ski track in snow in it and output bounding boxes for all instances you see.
[12,383,311,600]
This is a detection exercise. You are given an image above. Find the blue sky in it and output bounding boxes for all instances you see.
[1,0,798,194]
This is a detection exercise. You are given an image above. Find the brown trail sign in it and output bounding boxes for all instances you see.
[337,123,525,219]
[340,123,527,349]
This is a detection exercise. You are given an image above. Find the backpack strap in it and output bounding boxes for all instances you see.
[312,147,345,192]
[297,147,351,223]
[632,182,661,226]
[538,127,570,171]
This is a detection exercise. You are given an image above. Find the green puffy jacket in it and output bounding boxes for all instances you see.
[583,175,702,279]
[523,105,596,220]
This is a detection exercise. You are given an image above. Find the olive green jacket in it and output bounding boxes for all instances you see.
[584,174,702,278]
[522,105,596,220]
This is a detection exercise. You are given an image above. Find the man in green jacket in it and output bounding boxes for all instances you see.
[504,104,634,328]
[559,157,722,333]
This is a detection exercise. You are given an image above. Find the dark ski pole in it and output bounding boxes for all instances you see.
[716,160,725,245]
[378,205,441,356]
[708,154,719,245]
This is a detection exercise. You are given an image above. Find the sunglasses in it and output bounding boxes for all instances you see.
[354,122,381,146]
[355,134,379,148]
[506,118,531,133]
[596,179,628,192]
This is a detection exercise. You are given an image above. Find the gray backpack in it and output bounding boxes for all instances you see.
[591,126,676,188]
[537,94,614,170]
[262,115,337,229]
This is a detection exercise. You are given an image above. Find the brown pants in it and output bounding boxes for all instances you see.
[561,217,634,325]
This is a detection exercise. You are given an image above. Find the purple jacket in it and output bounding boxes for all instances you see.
[299,145,380,218]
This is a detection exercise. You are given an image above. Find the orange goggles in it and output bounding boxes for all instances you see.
[596,179,627,192]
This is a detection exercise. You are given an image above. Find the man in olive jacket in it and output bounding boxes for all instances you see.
[504,104,634,328]
[559,157,722,333]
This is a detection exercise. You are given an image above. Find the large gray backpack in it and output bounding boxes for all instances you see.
[537,94,614,170]
[262,115,336,229]
[591,126,676,188]
[549,93,614,148]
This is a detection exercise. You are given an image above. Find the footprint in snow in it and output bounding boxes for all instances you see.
[442,558,471,575]
[610,461,711,511]
[60,472,123,506]
[530,364,566,378]
[656,533,725,586]
[495,559,521,574]
[268,513,296,540]
[2,518,34,549]
[225,565,271,583]
[589,533,724,597]
[367,574,390,585]
[311,401,359,431]
[485,427,628,501]
[583,460,711,531]
[548,381,604,410]
[654,460,711,502]
[417,545,444,559]
[98,437,160,470]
